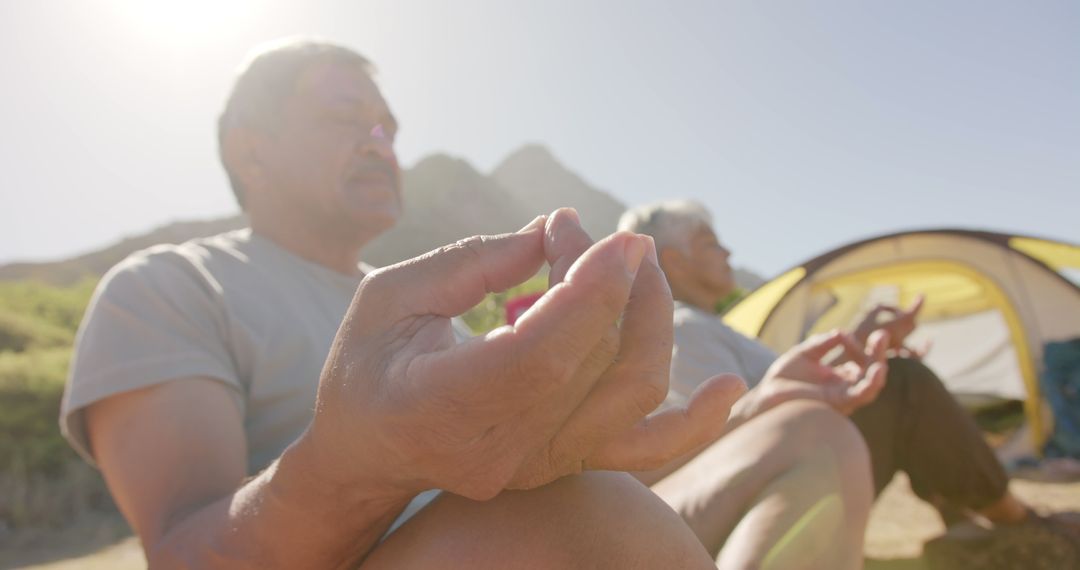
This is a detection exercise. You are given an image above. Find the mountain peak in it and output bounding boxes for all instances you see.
[410,153,481,177]
[492,145,626,240]
[495,143,561,172]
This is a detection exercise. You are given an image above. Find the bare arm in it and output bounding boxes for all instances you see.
[87,378,411,569]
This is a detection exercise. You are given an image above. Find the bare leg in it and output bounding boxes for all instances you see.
[362,471,716,569]
[651,401,873,570]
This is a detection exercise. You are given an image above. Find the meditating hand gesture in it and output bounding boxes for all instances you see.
[299,209,744,502]
[853,295,926,356]
[727,329,891,430]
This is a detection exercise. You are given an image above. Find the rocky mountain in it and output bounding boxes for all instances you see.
[364,154,534,266]
[0,216,248,285]
[492,144,626,240]
[0,146,765,289]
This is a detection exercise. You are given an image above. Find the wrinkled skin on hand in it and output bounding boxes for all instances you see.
[853,295,925,353]
[304,210,743,501]
[746,329,891,419]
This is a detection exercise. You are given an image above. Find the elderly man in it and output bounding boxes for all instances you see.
[60,40,749,568]
[619,199,1080,563]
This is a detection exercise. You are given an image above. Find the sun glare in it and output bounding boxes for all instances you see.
[108,0,255,49]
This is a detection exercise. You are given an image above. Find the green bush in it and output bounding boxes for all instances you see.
[715,287,748,315]
[0,278,96,334]
[0,347,116,529]
[0,348,74,475]
[0,279,113,530]
[0,309,74,353]
[461,274,548,334]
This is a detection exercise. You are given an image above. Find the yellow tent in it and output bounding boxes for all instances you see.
[725,229,1080,450]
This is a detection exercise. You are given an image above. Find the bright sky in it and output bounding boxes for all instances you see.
[2,0,1077,276]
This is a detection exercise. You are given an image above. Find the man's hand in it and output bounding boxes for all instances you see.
[508,210,746,488]
[852,295,925,352]
[300,210,742,502]
[729,329,890,428]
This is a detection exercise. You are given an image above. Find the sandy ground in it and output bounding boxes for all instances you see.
[5,474,1080,569]
[864,474,1080,569]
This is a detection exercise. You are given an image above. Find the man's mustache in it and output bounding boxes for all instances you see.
[350,158,398,183]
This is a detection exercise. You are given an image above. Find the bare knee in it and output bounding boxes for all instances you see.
[722,402,873,570]
[767,401,873,498]
[364,472,713,569]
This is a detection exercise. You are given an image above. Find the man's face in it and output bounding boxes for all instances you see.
[684,226,737,300]
[258,59,402,236]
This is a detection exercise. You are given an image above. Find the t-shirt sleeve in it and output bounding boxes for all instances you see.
[735,335,779,388]
[670,317,747,401]
[60,250,244,465]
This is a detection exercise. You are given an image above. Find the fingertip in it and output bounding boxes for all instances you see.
[868,361,888,385]
[546,208,580,233]
[518,214,547,234]
[543,209,573,236]
[721,373,750,394]
[868,329,891,354]
[805,330,836,347]
[690,374,748,417]
[640,234,658,265]
[623,234,647,275]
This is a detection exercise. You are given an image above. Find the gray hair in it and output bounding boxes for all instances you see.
[217,37,374,208]
[617,200,713,252]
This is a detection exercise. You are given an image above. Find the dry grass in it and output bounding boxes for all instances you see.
[1,509,133,569]
[0,460,115,533]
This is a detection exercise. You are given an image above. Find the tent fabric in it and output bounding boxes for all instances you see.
[724,229,1080,450]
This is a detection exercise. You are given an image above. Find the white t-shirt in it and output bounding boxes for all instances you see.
[665,301,779,408]
[62,228,456,530]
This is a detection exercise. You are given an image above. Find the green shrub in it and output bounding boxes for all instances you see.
[0,347,115,529]
[0,278,96,334]
[0,310,74,353]
[461,274,548,334]
[0,348,75,476]
[715,287,748,315]
[0,456,114,530]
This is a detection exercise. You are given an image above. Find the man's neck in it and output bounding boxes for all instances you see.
[670,284,719,315]
[250,215,373,277]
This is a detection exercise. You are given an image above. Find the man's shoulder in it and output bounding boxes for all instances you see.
[672,302,759,351]
[111,229,252,273]
[673,303,728,334]
[101,229,254,292]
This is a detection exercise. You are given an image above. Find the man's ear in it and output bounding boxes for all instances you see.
[221,125,266,200]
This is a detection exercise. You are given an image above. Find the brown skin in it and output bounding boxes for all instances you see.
[87,58,742,569]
